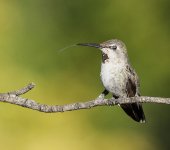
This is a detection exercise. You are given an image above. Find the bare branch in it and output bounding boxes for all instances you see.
[8,83,36,96]
[0,83,169,113]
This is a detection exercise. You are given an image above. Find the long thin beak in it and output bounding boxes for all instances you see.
[77,43,101,49]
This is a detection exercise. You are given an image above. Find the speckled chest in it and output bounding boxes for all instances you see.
[100,58,128,96]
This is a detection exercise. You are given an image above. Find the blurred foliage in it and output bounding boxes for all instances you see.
[0,0,170,150]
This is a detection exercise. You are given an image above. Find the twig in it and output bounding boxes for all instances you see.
[0,83,169,113]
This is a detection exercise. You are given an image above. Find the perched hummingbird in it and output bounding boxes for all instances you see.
[77,39,146,123]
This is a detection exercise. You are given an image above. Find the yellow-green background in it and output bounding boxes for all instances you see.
[0,0,170,150]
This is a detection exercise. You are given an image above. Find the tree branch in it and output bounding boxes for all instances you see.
[0,83,170,113]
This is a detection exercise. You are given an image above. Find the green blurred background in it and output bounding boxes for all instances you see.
[0,0,170,150]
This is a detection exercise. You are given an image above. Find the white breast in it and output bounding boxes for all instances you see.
[100,59,127,97]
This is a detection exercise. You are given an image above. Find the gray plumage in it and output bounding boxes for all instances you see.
[77,39,146,123]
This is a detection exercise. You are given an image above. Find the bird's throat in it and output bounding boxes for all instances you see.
[102,52,109,63]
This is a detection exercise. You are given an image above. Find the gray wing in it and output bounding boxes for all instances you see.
[120,65,145,123]
[126,65,140,96]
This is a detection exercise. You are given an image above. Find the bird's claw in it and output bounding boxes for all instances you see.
[95,94,105,103]
[107,99,115,106]
[97,94,105,100]
[107,99,119,106]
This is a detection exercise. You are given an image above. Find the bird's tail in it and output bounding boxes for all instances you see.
[120,103,146,123]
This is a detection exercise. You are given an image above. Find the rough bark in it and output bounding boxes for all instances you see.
[0,83,169,113]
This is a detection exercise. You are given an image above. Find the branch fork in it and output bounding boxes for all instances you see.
[0,83,169,113]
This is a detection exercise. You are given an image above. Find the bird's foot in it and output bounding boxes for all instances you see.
[97,93,105,100]
[107,98,119,106]
[95,93,105,103]
[107,97,120,106]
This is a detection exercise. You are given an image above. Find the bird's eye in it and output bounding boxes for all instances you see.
[110,45,117,50]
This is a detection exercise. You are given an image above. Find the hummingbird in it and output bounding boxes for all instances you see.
[77,39,146,123]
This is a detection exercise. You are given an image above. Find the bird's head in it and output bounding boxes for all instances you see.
[77,39,128,62]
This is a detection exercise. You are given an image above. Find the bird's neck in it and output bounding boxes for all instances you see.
[102,53,129,67]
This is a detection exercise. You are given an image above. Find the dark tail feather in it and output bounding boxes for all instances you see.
[121,103,146,123]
